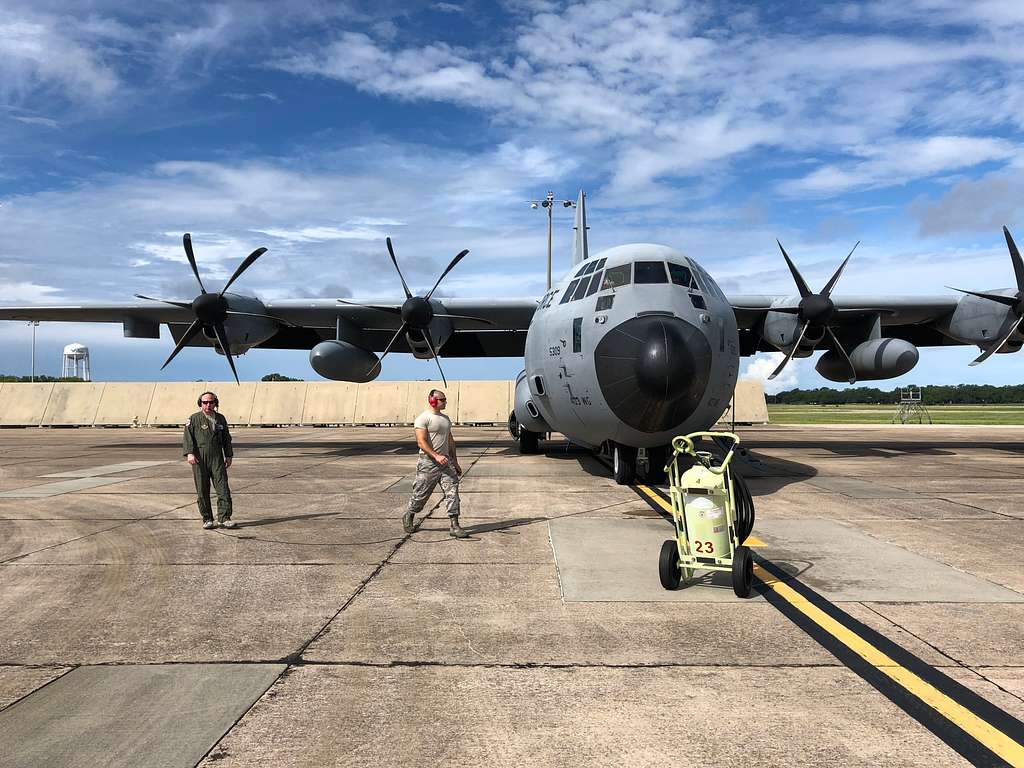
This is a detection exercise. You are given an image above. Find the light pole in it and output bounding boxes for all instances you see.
[28,320,39,382]
[529,191,576,290]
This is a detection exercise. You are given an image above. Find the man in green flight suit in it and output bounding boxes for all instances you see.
[183,391,235,530]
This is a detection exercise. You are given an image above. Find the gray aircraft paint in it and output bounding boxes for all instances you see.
[522,244,739,450]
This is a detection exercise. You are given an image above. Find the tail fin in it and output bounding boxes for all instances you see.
[571,189,589,267]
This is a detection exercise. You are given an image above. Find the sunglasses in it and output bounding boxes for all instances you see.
[201,400,217,405]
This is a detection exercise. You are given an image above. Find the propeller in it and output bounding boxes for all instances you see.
[134,233,277,384]
[947,226,1024,366]
[337,237,491,386]
[767,240,860,383]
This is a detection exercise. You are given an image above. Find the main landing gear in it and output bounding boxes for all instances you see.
[612,443,637,485]
[608,442,670,486]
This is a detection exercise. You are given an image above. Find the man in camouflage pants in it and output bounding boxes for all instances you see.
[404,389,468,539]
[183,391,235,530]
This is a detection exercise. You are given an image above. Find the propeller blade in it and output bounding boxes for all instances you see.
[777,240,812,298]
[425,249,470,301]
[366,322,408,379]
[1004,226,1024,294]
[386,237,413,300]
[212,322,240,384]
[433,313,495,325]
[220,247,268,296]
[134,294,191,309]
[969,314,1024,366]
[160,319,203,370]
[224,310,296,327]
[336,299,402,315]
[767,321,809,380]
[183,233,207,294]
[421,327,448,388]
[946,286,1018,308]
[821,241,860,297]
[824,326,857,384]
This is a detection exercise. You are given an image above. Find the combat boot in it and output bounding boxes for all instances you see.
[403,510,415,534]
[449,517,469,539]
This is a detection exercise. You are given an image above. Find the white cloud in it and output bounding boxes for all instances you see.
[0,280,62,302]
[0,12,119,103]
[779,137,1020,197]
[13,115,58,128]
[743,352,808,395]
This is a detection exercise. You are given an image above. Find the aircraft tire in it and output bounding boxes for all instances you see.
[519,429,540,455]
[659,539,681,590]
[612,443,637,485]
[732,545,753,598]
[641,445,669,485]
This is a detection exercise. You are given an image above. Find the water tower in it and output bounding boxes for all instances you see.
[62,343,91,381]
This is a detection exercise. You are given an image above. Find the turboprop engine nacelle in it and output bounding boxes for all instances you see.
[309,340,380,382]
[816,338,919,382]
[513,370,550,433]
[762,310,821,357]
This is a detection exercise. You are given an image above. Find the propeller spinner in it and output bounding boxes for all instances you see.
[135,233,278,384]
[337,237,493,387]
[948,226,1024,366]
[767,240,860,383]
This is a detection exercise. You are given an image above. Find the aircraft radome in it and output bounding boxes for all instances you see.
[3,192,1023,485]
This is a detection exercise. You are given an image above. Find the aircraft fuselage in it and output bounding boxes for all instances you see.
[522,244,740,450]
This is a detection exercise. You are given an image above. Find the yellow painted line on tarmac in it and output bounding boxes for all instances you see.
[634,483,766,547]
[754,563,1024,766]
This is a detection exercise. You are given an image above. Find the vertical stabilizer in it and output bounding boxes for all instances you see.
[571,189,589,266]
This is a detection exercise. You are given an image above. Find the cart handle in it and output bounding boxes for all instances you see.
[671,431,741,475]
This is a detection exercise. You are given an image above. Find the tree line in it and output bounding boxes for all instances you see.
[771,384,1024,405]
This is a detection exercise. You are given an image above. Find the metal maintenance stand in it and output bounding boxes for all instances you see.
[892,386,931,424]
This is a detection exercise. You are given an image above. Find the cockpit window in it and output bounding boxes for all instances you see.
[560,279,580,304]
[594,258,606,269]
[668,262,696,289]
[585,271,603,297]
[575,261,597,277]
[635,261,668,284]
[601,264,631,290]
[571,277,591,301]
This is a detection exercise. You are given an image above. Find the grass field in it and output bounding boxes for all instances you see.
[766,403,1024,425]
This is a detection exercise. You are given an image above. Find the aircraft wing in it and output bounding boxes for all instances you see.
[0,298,538,356]
[727,293,960,355]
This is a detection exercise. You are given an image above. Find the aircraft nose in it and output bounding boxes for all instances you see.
[594,315,712,433]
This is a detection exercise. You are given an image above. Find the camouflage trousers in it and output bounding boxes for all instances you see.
[407,456,461,519]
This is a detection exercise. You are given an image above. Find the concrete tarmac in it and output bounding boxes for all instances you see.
[0,424,1022,766]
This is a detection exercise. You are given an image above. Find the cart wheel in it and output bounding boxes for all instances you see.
[732,545,753,598]
[659,540,681,590]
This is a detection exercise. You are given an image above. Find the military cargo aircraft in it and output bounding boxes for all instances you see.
[2,193,1022,484]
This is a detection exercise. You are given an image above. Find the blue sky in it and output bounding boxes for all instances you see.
[3,0,1024,392]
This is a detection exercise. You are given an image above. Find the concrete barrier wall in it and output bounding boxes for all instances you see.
[94,383,158,426]
[718,378,769,425]
[458,380,513,424]
[354,382,410,424]
[42,383,105,426]
[250,381,305,425]
[302,382,358,425]
[0,377,769,427]
[0,382,55,426]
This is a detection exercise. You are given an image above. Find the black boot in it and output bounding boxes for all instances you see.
[403,510,415,534]
[449,517,469,539]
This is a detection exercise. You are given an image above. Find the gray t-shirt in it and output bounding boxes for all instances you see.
[414,410,452,457]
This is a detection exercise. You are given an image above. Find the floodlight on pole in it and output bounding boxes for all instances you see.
[28,320,39,382]
[528,191,576,290]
